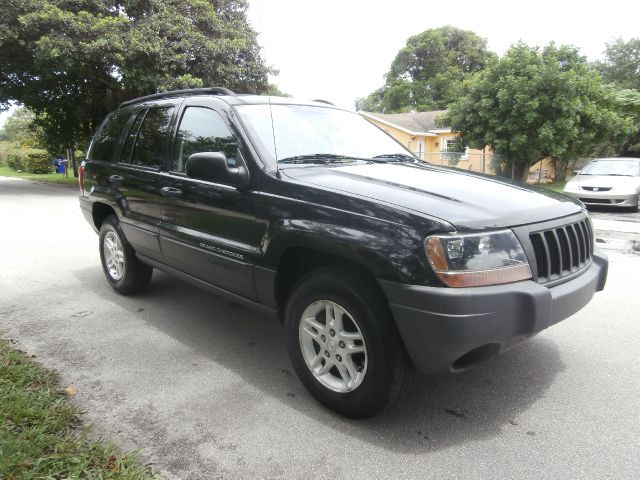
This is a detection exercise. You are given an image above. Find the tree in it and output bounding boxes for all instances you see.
[595,38,640,91]
[446,42,630,180]
[594,39,640,158]
[0,0,273,174]
[610,88,640,156]
[0,108,44,147]
[355,26,496,112]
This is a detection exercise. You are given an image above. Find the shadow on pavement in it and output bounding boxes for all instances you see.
[68,266,564,454]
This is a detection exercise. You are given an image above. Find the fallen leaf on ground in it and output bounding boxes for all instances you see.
[65,385,78,395]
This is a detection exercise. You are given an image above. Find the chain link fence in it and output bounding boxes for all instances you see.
[410,151,499,174]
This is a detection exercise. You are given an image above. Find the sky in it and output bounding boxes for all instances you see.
[1,0,638,128]
[247,0,640,109]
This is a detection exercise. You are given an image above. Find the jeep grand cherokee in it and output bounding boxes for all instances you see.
[79,87,608,418]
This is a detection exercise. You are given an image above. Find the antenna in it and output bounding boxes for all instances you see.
[254,1,278,164]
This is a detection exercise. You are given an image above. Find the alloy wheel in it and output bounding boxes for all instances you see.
[298,300,368,393]
[103,231,125,281]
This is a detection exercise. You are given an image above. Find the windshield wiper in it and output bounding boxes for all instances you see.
[277,152,419,165]
[371,153,417,162]
[277,154,362,164]
[604,173,633,176]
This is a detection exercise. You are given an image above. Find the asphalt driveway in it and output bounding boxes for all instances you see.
[1,177,639,479]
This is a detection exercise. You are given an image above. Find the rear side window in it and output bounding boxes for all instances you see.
[119,110,145,164]
[121,106,174,168]
[87,110,130,162]
[172,107,237,172]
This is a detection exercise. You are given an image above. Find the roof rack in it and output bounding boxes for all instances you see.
[119,87,235,109]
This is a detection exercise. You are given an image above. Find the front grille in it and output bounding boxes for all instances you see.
[529,219,593,283]
[581,186,612,192]
[579,198,611,204]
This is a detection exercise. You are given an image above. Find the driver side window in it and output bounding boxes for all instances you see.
[172,107,237,173]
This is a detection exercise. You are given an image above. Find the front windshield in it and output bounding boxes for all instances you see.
[580,159,640,176]
[235,104,412,168]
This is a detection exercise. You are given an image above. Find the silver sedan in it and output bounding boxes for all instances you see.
[563,157,640,211]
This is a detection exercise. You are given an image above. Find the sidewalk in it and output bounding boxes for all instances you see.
[592,218,640,235]
[591,218,640,253]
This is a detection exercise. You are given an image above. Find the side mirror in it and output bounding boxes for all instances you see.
[573,169,581,174]
[185,152,249,187]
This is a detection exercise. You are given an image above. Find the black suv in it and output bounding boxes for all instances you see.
[79,87,608,418]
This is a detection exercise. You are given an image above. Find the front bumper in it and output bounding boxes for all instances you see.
[564,189,638,207]
[379,250,608,374]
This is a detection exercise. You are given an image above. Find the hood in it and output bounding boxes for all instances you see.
[281,163,582,230]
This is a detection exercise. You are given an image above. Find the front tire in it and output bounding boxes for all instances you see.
[99,215,152,294]
[284,267,413,418]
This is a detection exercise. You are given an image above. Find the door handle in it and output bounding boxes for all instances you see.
[109,175,124,184]
[161,186,183,198]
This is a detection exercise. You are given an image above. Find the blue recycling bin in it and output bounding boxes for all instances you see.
[52,158,67,174]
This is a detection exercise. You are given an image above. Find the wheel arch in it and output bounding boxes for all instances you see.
[272,243,400,318]
[92,202,118,231]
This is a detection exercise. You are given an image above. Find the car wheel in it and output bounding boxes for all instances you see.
[284,267,413,418]
[99,215,152,294]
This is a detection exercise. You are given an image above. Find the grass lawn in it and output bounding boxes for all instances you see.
[0,165,79,187]
[0,338,155,479]
[532,181,568,193]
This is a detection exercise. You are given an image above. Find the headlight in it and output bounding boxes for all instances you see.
[425,230,532,287]
[563,181,578,192]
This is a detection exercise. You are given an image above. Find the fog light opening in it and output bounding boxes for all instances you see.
[451,343,501,372]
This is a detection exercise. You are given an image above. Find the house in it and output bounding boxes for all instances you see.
[360,110,494,173]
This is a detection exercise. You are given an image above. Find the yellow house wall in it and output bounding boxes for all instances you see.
[366,118,415,151]
[364,116,494,173]
[528,158,555,182]
[428,132,493,173]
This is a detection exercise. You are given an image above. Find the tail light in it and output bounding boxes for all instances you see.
[79,161,85,195]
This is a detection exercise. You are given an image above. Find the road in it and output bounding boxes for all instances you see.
[1,177,639,480]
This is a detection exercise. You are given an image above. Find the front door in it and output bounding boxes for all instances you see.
[158,101,259,300]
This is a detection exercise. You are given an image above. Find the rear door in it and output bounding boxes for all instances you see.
[111,101,177,260]
[158,98,260,300]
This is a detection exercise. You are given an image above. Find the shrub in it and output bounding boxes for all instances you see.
[24,149,53,174]
[6,149,26,171]
[0,141,17,166]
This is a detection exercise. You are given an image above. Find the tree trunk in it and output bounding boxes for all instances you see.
[67,147,78,177]
[512,161,531,182]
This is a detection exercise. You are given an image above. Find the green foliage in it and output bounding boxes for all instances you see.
[7,149,25,171]
[356,26,496,112]
[23,149,52,174]
[593,38,640,160]
[6,148,26,171]
[595,38,640,91]
[0,339,155,479]
[446,43,630,180]
[0,0,272,153]
[611,88,640,156]
[3,146,53,173]
[0,108,44,148]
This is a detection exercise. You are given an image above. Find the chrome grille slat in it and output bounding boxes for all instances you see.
[529,218,594,283]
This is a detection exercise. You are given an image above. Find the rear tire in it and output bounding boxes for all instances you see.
[284,267,413,418]
[99,215,152,294]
